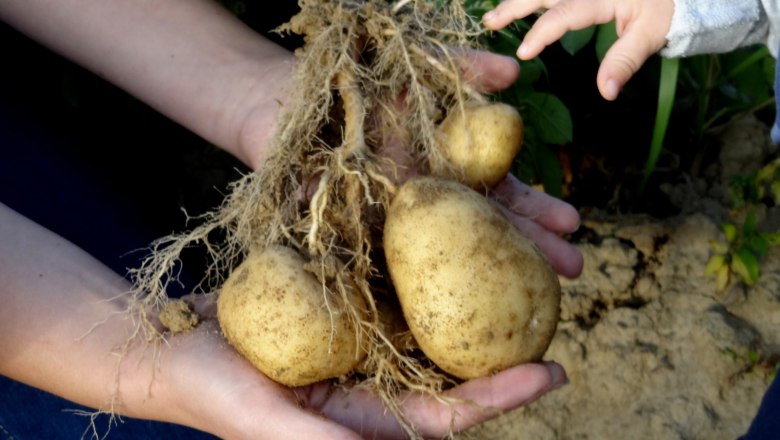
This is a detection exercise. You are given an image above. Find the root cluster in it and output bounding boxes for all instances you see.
[128,1,491,436]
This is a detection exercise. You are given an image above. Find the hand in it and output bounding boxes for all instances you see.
[482,0,675,100]
[375,50,583,278]
[157,296,568,440]
[492,173,582,278]
[158,53,577,439]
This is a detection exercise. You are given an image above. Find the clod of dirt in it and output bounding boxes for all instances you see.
[158,299,200,334]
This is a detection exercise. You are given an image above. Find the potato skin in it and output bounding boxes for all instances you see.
[383,177,560,379]
[432,103,523,189]
[217,246,364,386]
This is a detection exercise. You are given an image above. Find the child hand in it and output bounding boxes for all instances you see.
[483,0,675,100]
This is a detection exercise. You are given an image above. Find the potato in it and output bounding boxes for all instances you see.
[217,246,365,386]
[383,177,560,379]
[431,102,523,189]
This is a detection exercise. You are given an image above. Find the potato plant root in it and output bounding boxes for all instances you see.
[127,1,503,437]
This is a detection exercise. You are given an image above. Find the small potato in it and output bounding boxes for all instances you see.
[217,246,365,386]
[383,177,560,379]
[431,102,523,189]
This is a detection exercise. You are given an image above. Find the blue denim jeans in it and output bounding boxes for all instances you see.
[741,374,780,439]
[0,376,218,440]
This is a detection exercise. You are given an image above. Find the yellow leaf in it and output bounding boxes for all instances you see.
[715,264,730,291]
[705,254,726,276]
[709,240,729,254]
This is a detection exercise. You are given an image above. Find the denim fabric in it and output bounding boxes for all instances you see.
[740,374,780,440]
[0,376,219,440]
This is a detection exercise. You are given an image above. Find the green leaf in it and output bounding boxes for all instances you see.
[522,92,573,144]
[560,26,596,56]
[720,47,773,103]
[595,22,618,62]
[764,50,777,86]
[757,160,778,183]
[743,210,757,237]
[517,57,546,85]
[641,57,679,190]
[723,223,739,243]
[488,28,524,57]
[732,249,760,285]
[764,231,780,246]
[535,144,564,197]
[723,47,771,83]
[772,181,780,205]
[512,139,564,197]
[746,234,770,258]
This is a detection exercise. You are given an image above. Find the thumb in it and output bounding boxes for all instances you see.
[596,30,662,100]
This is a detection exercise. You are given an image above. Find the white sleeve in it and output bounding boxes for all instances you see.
[661,0,780,58]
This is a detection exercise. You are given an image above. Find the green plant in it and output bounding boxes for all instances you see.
[556,19,681,191]
[464,0,573,197]
[681,47,776,142]
[678,47,776,176]
[463,1,776,199]
[706,159,780,291]
[723,348,780,383]
[463,7,684,197]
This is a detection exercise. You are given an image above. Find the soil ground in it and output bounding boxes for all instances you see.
[464,116,780,440]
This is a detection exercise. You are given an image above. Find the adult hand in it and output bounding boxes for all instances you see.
[483,0,675,100]
[155,295,567,440]
[371,50,583,277]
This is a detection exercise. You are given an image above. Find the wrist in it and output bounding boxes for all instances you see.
[229,47,296,170]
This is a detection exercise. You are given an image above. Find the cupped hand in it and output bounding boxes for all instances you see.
[173,50,580,439]
[483,0,674,100]
[491,173,582,278]
[377,49,583,278]
[158,297,567,440]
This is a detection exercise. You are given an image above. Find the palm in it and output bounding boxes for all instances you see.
[192,50,580,439]
[163,318,564,440]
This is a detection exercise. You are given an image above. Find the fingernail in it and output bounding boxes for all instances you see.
[605,79,621,100]
[517,43,530,59]
[545,361,569,390]
[552,377,571,391]
[483,10,496,22]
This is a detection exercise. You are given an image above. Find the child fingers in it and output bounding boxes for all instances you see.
[596,28,665,100]
[520,0,614,59]
[483,0,552,30]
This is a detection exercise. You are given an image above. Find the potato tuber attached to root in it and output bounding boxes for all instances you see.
[125,1,559,438]
[383,177,561,379]
[431,102,524,189]
[217,246,366,386]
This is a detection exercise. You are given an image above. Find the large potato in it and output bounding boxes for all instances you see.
[431,102,523,189]
[383,177,560,379]
[217,246,365,386]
